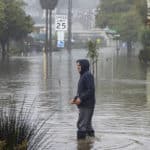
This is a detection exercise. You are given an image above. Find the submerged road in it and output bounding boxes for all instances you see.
[0,47,150,149]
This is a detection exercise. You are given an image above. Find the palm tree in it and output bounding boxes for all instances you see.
[40,0,58,10]
[40,0,58,52]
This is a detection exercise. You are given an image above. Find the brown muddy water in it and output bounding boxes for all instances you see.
[0,47,150,150]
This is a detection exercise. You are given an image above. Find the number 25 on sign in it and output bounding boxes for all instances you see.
[55,15,68,31]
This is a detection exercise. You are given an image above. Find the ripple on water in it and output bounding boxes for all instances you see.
[92,132,150,150]
[41,132,148,150]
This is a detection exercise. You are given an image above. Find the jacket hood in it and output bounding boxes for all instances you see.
[76,59,90,75]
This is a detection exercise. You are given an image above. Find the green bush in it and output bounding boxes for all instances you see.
[139,28,150,63]
[0,141,6,150]
[87,40,98,62]
[139,48,150,63]
[87,40,99,75]
[141,28,150,48]
[0,97,53,150]
[9,48,22,55]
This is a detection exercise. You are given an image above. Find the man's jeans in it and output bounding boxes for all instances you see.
[77,108,94,137]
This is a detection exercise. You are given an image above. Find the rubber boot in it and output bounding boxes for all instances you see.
[77,131,86,140]
[87,130,95,137]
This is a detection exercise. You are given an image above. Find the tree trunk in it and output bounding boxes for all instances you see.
[92,61,95,75]
[127,41,132,56]
[96,60,98,78]
[1,41,6,58]
[6,40,9,54]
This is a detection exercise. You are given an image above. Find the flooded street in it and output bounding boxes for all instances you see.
[0,47,150,150]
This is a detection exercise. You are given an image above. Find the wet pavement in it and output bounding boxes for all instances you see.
[0,47,150,149]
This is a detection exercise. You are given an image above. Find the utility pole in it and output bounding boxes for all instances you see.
[49,9,52,53]
[67,0,72,50]
[45,9,49,52]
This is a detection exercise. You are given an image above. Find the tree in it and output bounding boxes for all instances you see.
[96,0,146,54]
[0,0,33,56]
[118,10,143,51]
[40,0,58,52]
[40,0,58,10]
[133,0,147,23]
[0,1,5,30]
[138,27,150,63]
[87,40,99,75]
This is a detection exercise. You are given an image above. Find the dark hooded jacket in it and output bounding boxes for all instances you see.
[76,59,95,108]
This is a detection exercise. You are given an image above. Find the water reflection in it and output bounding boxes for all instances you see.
[42,52,60,90]
[77,139,94,150]
[67,52,73,99]
[146,67,150,103]
[43,52,48,80]
[0,57,30,79]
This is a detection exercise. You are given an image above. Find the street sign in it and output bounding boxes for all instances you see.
[55,15,68,31]
[57,40,65,48]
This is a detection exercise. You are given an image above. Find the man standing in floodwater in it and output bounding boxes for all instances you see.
[70,59,95,140]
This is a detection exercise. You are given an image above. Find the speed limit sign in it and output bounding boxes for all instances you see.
[55,15,68,31]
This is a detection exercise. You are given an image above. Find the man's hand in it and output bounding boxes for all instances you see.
[70,99,75,104]
[75,98,81,105]
[70,98,81,105]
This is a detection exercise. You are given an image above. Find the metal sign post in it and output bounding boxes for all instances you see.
[55,15,68,48]
[57,31,65,48]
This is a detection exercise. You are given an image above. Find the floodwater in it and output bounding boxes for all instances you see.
[0,47,150,150]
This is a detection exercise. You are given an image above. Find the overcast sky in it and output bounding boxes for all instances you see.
[24,0,100,24]
[57,0,99,8]
[24,0,100,13]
